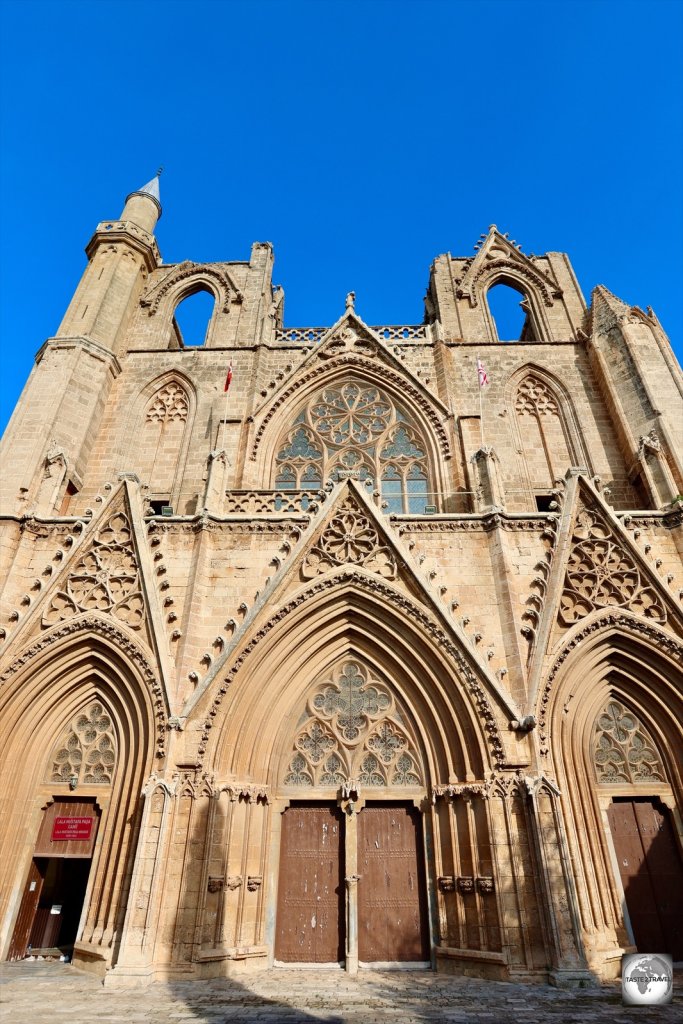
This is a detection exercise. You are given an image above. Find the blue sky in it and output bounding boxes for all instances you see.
[1,0,681,433]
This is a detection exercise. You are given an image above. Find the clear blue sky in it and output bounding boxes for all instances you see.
[1,0,681,434]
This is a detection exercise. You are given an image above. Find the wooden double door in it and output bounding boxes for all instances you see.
[607,797,683,960]
[275,801,429,965]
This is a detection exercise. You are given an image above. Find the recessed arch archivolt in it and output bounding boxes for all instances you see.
[536,611,683,763]
[248,355,452,472]
[0,613,167,758]
[0,620,159,963]
[532,612,683,958]
[194,571,506,782]
[140,261,243,316]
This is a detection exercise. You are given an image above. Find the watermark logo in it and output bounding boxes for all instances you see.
[622,954,673,1005]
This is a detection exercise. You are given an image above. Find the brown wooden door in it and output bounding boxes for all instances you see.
[7,860,44,960]
[608,798,683,959]
[275,803,344,963]
[358,803,429,963]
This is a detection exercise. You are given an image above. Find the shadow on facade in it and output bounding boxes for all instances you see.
[615,796,683,962]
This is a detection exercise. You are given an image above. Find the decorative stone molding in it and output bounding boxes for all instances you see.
[140,261,243,315]
[1,615,167,757]
[247,876,262,892]
[250,355,451,461]
[457,876,474,894]
[593,699,666,784]
[49,700,117,785]
[207,877,224,894]
[283,659,422,788]
[559,506,666,625]
[538,613,683,756]
[515,376,560,417]
[42,510,146,632]
[477,876,495,894]
[302,502,397,580]
[197,571,506,768]
[145,382,189,424]
[437,876,456,893]
[225,876,243,890]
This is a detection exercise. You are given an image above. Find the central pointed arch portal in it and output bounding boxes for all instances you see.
[209,578,494,972]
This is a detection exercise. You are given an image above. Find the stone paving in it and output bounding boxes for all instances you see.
[1,961,681,1024]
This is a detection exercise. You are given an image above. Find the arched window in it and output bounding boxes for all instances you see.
[487,281,536,342]
[273,380,431,513]
[137,380,190,506]
[593,699,666,785]
[514,373,575,505]
[172,289,215,347]
[48,701,118,786]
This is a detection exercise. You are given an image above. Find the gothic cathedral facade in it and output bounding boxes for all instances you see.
[1,176,682,985]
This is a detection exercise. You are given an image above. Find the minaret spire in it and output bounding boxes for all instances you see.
[121,169,163,232]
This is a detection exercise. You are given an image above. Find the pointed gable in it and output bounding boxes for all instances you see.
[456,226,562,310]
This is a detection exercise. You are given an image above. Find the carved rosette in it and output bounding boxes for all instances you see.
[559,508,665,625]
[593,699,666,784]
[43,511,146,631]
[283,659,422,788]
[302,503,397,579]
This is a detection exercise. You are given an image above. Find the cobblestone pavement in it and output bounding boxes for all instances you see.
[1,961,681,1024]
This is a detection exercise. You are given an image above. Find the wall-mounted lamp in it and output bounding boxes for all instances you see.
[69,774,78,791]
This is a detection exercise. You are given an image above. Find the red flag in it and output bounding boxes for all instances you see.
[224,360,233,392]
[477,358,489,387]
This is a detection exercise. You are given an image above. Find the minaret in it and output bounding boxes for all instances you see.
[0,173,163,515]
[121,169,163,234]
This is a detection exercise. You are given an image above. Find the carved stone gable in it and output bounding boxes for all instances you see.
[302,498,397,579]
[559,506,665,626]
[43,510,146,631]
[319,324,378,360]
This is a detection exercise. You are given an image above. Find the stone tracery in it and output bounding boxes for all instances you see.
[302,499,397,579]
[593,699,665,784]
[49,700,118,785]
[43,510,145,630]
[274,379,430,514]
[283,660,422,788]
[559,507,665,625]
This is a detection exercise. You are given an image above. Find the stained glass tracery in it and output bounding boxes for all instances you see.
[274,381,430,513]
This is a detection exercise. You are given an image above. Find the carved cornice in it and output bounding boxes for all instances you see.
[0,614,167,758]
[250,354,451,461]
[395,516,549,533]
[197,569,505,768]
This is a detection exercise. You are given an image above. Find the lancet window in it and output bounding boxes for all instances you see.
[514,373,575,501]
[283,660,422,788]
[273,381,431,513]
[593,699,666,784]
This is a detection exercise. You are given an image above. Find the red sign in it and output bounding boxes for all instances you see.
[51,816,93,842]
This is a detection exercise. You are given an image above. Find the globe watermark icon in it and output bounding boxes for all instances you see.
[622,954,673,1005]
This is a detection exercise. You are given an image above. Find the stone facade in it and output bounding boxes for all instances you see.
[1,177,682,986]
